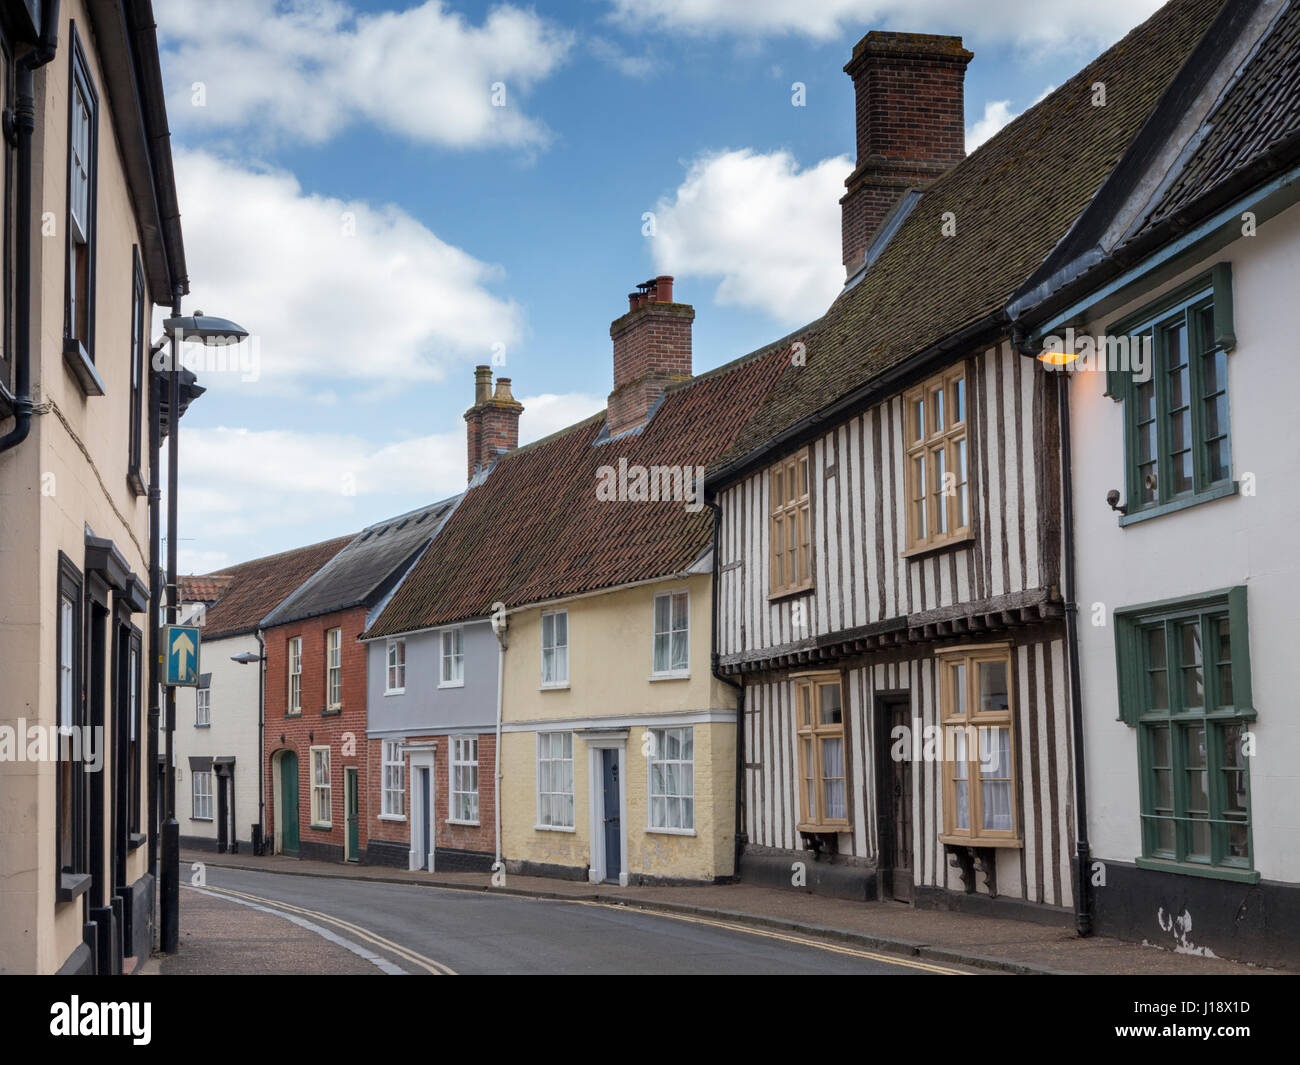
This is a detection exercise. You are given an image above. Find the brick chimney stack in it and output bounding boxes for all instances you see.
[840,31,972,275]
[464,365,523,481]
[607,276,693,438]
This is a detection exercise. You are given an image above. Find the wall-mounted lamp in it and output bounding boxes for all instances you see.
[1106,489,1127,515]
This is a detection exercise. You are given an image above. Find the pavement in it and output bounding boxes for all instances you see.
[172,848,1290,975]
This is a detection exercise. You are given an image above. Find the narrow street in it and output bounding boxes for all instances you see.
[166,868,972,976]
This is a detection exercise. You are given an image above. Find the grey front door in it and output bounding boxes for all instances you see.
[419,767,431,870]
[601,748,621,883]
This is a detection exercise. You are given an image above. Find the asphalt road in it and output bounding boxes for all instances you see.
[182,866,973,975]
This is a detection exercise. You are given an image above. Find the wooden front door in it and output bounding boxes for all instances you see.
[875,694,914,902]
[344,767,359,862]
[280,752,299,857]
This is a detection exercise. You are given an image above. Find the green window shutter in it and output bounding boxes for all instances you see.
[1114,611,1142,726]
[1211,262,1236,352]
[1227,584,1254,717]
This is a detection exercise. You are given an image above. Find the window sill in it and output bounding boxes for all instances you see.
[285,710,302,717]
[539,683,570,692]
[534,824,576,833]
[57,872,92,903]
[377,814,406,823]
[127,469,146,497]
[321,707,342,716]
[195,723,210,729]
[900,531,975,560]
[1135,856,1260,884]
[767,583,813,604]
[648,671,690,682]
[310,823,333,831]
[446,818,480,827]
[1119,481,1238,527]
[798,822,851,835]
[384,688,406,697]
[939,834,1023,849]
[63,338,105,396]
[128,832,147,851]
[645,826,695,837]
[191,817,214,823]
[438,680,465,690]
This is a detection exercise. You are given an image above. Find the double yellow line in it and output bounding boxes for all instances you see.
[567,899,969,974]
[195,883,456,975]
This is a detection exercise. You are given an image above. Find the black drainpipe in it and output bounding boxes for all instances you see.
[707,497,746,879]
[1014,326,1093,936]
[147,340,164,878]
[0,2,61,457]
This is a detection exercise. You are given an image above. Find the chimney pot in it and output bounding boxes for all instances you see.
[654,276,673,303]
[474,364,492,404]
[840,31,972,275]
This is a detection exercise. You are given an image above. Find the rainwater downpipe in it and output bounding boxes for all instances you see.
[707,498,746,879]
[0,2,61,457]
[492,609,509,869]
[1014,327,1093,937]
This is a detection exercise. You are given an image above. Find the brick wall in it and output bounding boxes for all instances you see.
[607,296,694,437]
[263,605,371,861]
[840,31,972,272]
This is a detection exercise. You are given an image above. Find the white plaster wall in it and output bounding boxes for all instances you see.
[1071,199,1300,882]
[173,632,262,844]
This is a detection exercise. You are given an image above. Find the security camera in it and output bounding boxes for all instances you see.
[1106,489,1127,515]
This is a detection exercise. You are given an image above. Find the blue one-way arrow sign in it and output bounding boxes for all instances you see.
[164,624,201,686]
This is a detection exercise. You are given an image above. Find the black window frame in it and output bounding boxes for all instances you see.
[0,26,16,410]
[62,22,101,396]
[56,551,90,902]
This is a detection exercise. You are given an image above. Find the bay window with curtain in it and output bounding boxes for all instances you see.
[794,673,849,833]
[938,645,1019,845]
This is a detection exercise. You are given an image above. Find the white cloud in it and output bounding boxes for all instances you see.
[649,149,852,325]
[160,0,573,149]
[965,84,1057,152]
[587,36,660,79]
[174,389,601,565]
[172,149,524,397]
[606,0,1163,50]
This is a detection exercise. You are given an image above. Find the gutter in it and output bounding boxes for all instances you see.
[0,1,60,457]
[706,498,746,878]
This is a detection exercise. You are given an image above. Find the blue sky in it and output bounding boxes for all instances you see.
[157,0,1164,574]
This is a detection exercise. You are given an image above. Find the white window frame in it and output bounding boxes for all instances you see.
[196,687,210,727]
[536,731,575,830]
[287,636,302,714]
[310,745,332,828]
[647,726,695,833]
[651,591,690,679]
[540,609,569,689]
[59,595,74,729]
[385,638,406,694]
[192,770,213,821]
[439,627,465,688]
[380,740,405,819]
[325,627,342,710]
[449,736,480,824]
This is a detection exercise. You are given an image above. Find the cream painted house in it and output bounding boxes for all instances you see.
[499,573,738,884]
[0,0,194,974]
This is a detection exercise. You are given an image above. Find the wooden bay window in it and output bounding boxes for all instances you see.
[937,645,1020,846]
[794,672,849,833]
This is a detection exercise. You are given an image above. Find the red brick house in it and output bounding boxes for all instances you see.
[261,499,457,862]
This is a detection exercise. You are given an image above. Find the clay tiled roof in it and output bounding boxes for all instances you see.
[182,535,354,641]
[363,346,791,638]
[180,575,233,604]
[1139,0,1300,233]
[717,0,1225,473]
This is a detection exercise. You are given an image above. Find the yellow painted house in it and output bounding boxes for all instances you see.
[500,573,737,884]
[364,276,789,885]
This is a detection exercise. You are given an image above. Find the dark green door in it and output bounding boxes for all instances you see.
[280,752,299,857]
[345,767,359,862]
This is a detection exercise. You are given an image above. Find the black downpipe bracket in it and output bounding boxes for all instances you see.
[0,3,61,456]
[1013,326,1093,936]
[707,498,746,878]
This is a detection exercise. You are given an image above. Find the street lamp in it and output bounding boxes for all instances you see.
[158,306,248,955]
